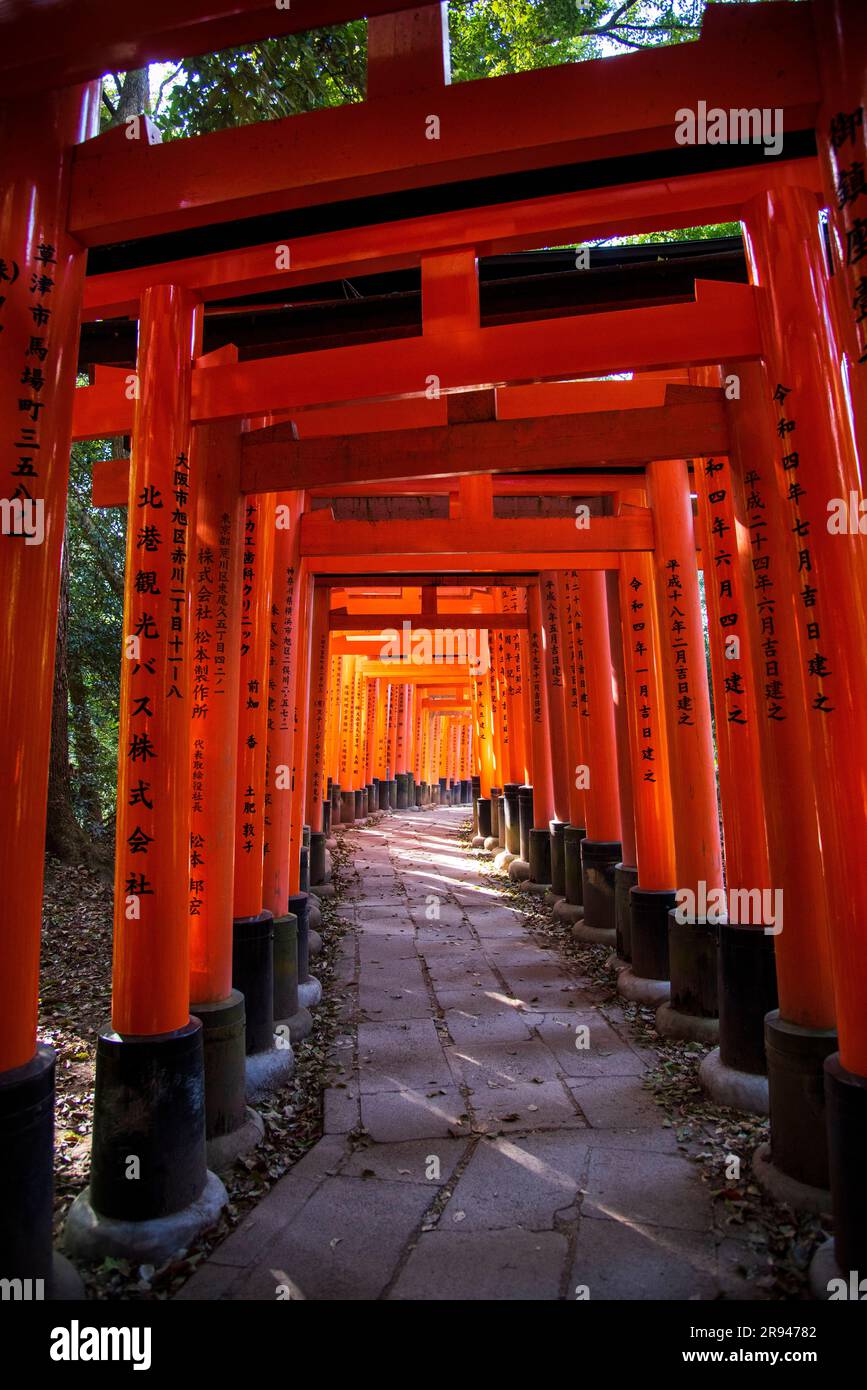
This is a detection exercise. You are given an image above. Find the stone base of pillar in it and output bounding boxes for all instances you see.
[823,1053,867,1278]
[341,789,355,823]
[354,789,365,819]
[366,783,377,814]
[471,835,488,850]
[298,977,322,1009]
[718,923,777,1079]
[489,788,501,839]
[543,889,564,908]
[483,836,498,851]
[64,1020,228,1265]
[65,1169,228,1267]
[307,898,322,931]
[629,887,676,983]
[287,891,321,1012]
[517,785,533,864]
[308,929,323,958]
[50,1252,86,1300]
[502,784,520,856]
[278,1005,313,1045]
[563,825,586,910]
[521,879,550,897]
[571,921,615,946]
[763,1009,837,1195]
[233,910,275,1055]
[0,1046,60,1292]
[331,784,341,825]
[207,1107,265,1174]
[580,839,621,932]
[553,899,584,925]
[191,990,255,1160]
[808,1238,845,1301]
[245,1043,295,1101]
[387,778,398,809]
[477,797,492,842]
[549,820,567,897]
[752,1142,832,1218]
[493,850,516,871]
[508,857,530,882]
[655,1001,719,1044]
[378,779,390,811]
[309,830,327,885]
[699,1047,769,1116]
[528,827,551,886]
[666,912,719,1031]
[614,864,638,962]
[325,837,338,851]
[617,965,670,1007]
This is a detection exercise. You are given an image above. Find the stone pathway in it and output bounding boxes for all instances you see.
[179,805,757,1302]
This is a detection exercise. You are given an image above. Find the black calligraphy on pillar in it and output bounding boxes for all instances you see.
[703,459,749,727]
[627,574,658,783]
[830,105,867,364]
[772,383,833,714]
[665,559,695,727]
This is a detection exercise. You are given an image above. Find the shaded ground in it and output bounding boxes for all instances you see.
[174,805,828,1302]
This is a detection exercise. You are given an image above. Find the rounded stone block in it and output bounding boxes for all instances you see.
[617,965,670,1007]
[656,1001,720,1044]
[65,1170,227,1267]
[699,1047,769,1116]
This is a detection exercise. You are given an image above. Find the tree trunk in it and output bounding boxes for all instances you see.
[45,531,91,862]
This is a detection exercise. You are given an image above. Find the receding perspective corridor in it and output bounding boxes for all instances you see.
[179,805,759,1302]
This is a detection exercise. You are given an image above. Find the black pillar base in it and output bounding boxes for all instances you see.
[387,778,398,809]
[0,1045,56,1287]
[550,820,568,897]
[299,844,310,894]
[461,778,472,805]
[331,783,341,825]
[191,991,264,1172]
[528,827,552,886]
[470,775,481,830]
[378,778,389,810]
[287,891,321,1010]
[517,785,534,863]
[309,831,327,885]
[763,1009,838,1193]
[503,783,520,856]
[628,887,676,982]
[476,797,492,842]
[232,910,275,1055]
[580,838,621,932]
[396,774,408,810]
[489,788,502,839]
[354,788,364,819]
[614,863,638,962]
[718,923,778,1076]
[497,795,507,850]
[64,1019,228,1265]
[657,911,719,1040]
[341,789,355,823]
[563,824,586,907]
[191,989,248,1141]
[322,799,331,835]
[824,1054,867,1278]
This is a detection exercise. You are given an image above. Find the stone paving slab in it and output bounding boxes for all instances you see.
[179,805,759,1303]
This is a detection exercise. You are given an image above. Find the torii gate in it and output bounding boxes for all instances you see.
[1,0,866,1298]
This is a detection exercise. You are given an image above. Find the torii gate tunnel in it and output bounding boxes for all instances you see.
[1,0,867,1305]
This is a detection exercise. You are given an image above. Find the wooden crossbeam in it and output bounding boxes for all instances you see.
[67,5,816,246]
[330,613,527,630]
[301,512,652,558]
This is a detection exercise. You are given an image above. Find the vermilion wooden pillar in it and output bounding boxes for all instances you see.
[0,79,99,1289]
[647,458,724,1037]
[523,581,555,884]
[742,182,867,1224]
[263,490,303,914]
[559,572,587,829]
[305,586,330,835]
[540,570,571,824]
[571,570,622,934]
[67,282,229,1261]
[287,557,314,891]
[233,494,275,920]
[188,407,244,1007]
[605,569,638,949]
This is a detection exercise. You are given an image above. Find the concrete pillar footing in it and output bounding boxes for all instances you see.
[571,922,615,946]
[483,836,498,851]
[699,1047,769,1116]
[50,1251,85,1300]
[656,1001,719,1044]
[808,1239,844,1300]
[493,850,515,871]
[553,900,584,925]
[64,1170,227,1267]
[308,929,323,958]
[544,891,564,908]
[617,966,670,1006]
[206,1106,264,1174]
[471,834,487,849]
[298,976,322,1009]
[508,857,530,882]
[314,882,336,899]
[520,879,551,896]
[245,1046,295,1102]
[278,1007,313,1044]
[752,1142,832,1217]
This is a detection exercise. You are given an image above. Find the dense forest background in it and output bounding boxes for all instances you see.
[54,0,741,863]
